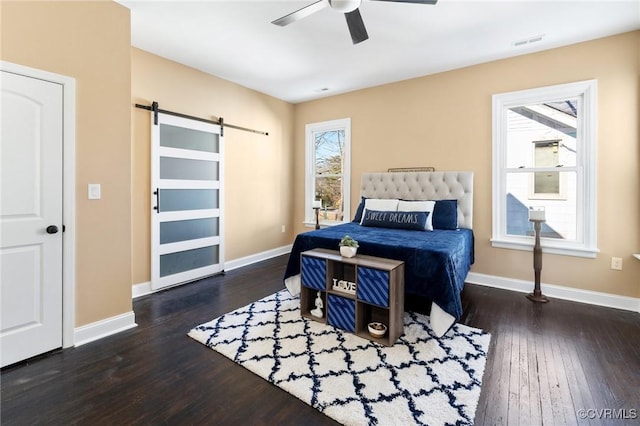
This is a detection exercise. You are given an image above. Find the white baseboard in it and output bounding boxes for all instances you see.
[466,272,640,313]
[132,281,153,299]
[133,247,639,314]
[132,245,293,299]
[74,311,137,347]
[224,244,292,272]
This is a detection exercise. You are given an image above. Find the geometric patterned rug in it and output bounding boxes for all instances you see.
[188,290,491,426]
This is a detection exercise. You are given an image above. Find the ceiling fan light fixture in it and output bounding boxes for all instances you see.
[329,0,362,13]
[272,0,437,45]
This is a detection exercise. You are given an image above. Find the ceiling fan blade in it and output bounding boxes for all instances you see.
[371,0,437,4]
[272,0,329,26]
[345,9,368,44]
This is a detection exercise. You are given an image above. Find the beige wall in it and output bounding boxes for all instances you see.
[294,31,640,299]
[1,0,637,335]
[131,48,295,285]
[1,1,133,325]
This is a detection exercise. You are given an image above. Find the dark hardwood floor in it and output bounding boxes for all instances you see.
[2,255,639,425]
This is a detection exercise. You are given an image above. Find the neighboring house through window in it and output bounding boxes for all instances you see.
[305,118,351,227]
[492,80,598,257]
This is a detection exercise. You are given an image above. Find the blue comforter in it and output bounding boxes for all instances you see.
[284,222,474,320]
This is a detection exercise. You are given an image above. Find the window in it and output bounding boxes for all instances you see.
[305,118,351,227]
[532,139,564,198]
[492,80,598,257]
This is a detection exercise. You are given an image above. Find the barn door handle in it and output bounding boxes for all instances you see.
[46,225,59,234]
[153,189,160,213]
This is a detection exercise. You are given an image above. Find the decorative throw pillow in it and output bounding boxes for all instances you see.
[361,209,429,231]
[433,199,458,230]
[352,196,367,222]
[397,200,436,230]
[359,198,400,224]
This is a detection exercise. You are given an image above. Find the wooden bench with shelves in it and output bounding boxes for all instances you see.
[299,248,404,346]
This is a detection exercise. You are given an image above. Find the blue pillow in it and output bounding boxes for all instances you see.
[352,196,367,222]
[433,200,458,230]
[361,209,429,231]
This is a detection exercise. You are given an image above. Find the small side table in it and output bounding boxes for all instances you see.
[527,219,549,303]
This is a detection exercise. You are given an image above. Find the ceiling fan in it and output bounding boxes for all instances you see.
[271,0,438,45]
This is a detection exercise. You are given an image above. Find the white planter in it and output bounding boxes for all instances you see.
[340,246,357,258]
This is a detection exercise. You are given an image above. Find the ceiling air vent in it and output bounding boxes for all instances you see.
[513,34,545,48]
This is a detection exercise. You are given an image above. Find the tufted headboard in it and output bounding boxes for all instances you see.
[360,171,474,229]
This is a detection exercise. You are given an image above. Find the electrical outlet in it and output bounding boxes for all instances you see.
[281,225,286,233]
[611,257,623,270]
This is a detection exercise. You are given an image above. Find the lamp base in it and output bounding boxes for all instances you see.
[526,292,549,303]
[313,207,320,230]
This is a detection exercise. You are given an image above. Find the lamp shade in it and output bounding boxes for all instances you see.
[528,206,545,221]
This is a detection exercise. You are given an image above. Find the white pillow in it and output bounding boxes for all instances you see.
[359,198,399,224]
[397,200,436,230]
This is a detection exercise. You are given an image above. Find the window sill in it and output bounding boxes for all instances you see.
[490,238,599,259]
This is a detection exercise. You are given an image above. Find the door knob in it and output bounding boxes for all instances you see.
[46,225,59,234]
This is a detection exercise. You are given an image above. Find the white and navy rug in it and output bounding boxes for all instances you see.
[188,290,490,426]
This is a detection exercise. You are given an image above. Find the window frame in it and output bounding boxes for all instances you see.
[304,118,351,228]
[491,80,598,258]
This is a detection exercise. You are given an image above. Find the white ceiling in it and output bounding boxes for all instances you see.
[118,0,640,104]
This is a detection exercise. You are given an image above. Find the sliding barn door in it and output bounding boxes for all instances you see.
[151,113,224,290]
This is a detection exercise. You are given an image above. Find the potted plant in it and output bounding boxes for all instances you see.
[339,235,359,258]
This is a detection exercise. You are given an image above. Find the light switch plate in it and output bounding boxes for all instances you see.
[88,183,101,200]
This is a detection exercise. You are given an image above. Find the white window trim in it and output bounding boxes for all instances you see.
[491,80,598,258]
[304,118,351,228]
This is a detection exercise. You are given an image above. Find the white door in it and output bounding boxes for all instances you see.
[151,113,224,290]
[1,71,64,367]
